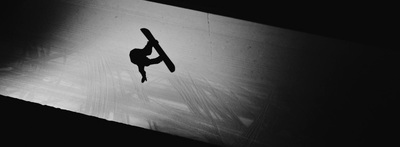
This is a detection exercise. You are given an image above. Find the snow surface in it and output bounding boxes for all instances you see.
[0,0,353,146]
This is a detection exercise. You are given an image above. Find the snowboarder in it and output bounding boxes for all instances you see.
[129,40,163,83]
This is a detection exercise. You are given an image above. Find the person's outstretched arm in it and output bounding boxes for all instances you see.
[138,65,147,83]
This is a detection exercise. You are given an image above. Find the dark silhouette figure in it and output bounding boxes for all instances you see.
[130,40,163,83]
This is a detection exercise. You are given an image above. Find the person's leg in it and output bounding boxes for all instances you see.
[138,65,147,83]
[148,56,163,65]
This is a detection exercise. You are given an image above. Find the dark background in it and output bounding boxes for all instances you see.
[1,1,397,146]
[149,0,398,50]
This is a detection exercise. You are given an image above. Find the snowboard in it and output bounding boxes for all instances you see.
[140,28,175,73]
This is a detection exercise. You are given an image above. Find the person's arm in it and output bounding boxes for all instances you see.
[138,65,147,83]
[144,41,152,49]
[145,40,158,47]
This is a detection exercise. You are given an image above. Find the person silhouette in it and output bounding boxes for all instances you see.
[130,40,163,83]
